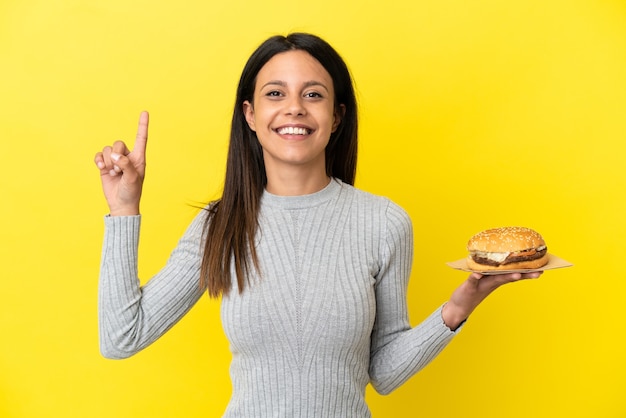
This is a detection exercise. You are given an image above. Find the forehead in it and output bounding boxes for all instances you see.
[255,50,333,87]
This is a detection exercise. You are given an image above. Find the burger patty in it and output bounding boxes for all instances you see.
[472,248,548,267]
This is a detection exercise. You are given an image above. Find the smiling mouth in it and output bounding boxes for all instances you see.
[276,126,312,135]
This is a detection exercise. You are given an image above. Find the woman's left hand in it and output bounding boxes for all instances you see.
[442,270,543,331]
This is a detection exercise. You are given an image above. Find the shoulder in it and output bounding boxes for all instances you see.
[336,180,411,223]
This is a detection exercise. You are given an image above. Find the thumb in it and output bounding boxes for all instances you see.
[110,151,141,184]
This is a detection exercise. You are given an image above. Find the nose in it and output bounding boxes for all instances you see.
[284,95,306,116]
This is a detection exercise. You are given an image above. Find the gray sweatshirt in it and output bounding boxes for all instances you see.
[99,179,459,417]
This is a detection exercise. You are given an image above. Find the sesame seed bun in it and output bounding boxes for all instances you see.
[466,226,549,271]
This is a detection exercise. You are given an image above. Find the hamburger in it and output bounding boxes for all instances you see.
[466,226,549,271]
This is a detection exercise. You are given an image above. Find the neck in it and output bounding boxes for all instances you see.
[265,168,331,196]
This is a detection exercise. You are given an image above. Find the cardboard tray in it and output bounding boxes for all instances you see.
[446,254,573,275]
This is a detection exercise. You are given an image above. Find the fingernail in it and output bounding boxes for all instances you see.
[97,161,105,169]
[113,165,121,172]
[111,152,121,162]
[109,169,117,176]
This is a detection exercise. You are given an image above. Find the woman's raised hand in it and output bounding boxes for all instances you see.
[94,111,149,216]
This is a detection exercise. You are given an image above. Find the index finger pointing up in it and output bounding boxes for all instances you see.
[133,111,149,157]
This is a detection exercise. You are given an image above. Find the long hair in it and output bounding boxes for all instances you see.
[200,33,358,297]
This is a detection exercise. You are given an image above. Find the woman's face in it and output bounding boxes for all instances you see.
[243,50,343,179]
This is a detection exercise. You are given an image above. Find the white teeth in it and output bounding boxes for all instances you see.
[278,127,309,135]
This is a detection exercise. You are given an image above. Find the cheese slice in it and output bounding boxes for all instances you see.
[471,251,510,263]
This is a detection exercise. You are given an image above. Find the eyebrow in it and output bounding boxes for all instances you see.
[260,80,330,93]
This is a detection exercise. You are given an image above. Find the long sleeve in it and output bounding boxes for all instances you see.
[97,180,460,416]
[98,211,206,359]
[368,201,459,395]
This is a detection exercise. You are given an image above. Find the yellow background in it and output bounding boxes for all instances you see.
[1,0,625,417]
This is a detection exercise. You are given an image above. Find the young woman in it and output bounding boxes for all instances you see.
[94,33,541,417]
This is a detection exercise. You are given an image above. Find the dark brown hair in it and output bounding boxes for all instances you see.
[200,33,358,297]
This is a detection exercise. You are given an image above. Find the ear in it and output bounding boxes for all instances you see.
[331,104,346,133]
[243,100,256,131]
